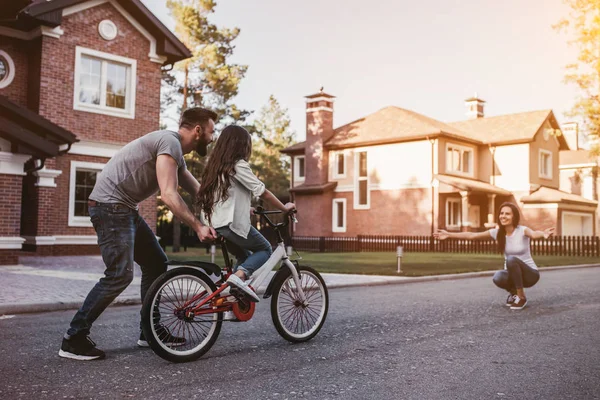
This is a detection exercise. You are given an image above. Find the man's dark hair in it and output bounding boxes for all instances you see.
[179,107,218,129]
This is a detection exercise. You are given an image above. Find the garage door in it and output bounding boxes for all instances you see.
[562,212,594,236]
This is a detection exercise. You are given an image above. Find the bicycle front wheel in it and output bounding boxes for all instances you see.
[271,266,328,342]
[141,267,222,363]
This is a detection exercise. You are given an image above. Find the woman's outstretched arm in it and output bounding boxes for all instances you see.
[524,227,555,239]
[434,229,493,241]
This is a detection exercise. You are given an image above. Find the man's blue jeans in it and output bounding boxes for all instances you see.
[67,203,167,337]
[216,226,272,278]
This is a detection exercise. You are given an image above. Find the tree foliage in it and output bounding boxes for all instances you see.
[554,0,600,154]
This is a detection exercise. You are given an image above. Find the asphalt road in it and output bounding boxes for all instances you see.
[1,267,599,400]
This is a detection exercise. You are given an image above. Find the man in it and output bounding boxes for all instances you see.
[59,107,218,361]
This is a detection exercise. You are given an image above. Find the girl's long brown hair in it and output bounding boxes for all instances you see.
[496,202,521,254]
[196,125,252,225]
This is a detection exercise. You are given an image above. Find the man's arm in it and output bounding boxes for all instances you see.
[156,155,215,241]
[179,168,201,197]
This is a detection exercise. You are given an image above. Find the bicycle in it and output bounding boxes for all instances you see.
[141,208,329,363]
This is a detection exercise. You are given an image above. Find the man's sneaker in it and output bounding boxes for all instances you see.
[58,335,105,361]
[505,294,517,307]
[510,296,527,310]
[226,274,259,302]
[137,324,186,348]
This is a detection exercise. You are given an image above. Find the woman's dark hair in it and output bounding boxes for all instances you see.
[496,202,521,253]
[196,125,252,224]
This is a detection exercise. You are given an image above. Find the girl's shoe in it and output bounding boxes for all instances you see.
[505,294,517,307]
[510,296,527,310]
[227,274,260,302]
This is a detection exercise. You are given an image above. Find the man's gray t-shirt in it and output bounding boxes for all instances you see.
[90,130,186,209]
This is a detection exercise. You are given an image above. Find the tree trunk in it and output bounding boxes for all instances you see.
[172,65,189,253]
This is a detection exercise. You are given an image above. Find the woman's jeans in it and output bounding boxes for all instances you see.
[216,226,272,278]
[493,255,540,293]
[67,203,168,338]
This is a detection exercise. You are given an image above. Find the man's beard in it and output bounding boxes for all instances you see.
[196,142,208,156]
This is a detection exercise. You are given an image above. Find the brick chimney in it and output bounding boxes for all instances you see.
[465,94,485,119]
[305,88,335,185]
[562,122,579,150]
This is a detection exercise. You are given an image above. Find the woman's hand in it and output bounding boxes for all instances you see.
[543,227,555,239]
[283,202,296,213]
[433,229,449,241]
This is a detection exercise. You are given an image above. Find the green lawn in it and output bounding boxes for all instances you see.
[165,247,597,277]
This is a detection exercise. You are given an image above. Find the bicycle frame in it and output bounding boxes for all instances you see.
[180,237,306,316]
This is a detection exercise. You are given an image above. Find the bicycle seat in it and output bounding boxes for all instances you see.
[166,260,221,276]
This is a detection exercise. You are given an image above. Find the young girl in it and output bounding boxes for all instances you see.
[434,202,555,310]
[197,125,295,302]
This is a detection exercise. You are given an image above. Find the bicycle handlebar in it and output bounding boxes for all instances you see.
[254,206,297,228]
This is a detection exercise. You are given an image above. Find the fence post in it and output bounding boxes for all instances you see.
[357,235,362,252]
[319,237,325,253]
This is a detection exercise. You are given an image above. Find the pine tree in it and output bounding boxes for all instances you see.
[163,0,249,251]
[250,95,295,202]
[554,0,600,154]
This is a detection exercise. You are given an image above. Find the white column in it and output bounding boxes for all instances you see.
[486,194,497,227]
[460,190,469,230]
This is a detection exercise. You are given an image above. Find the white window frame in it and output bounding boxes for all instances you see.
[354,151,370,209]
[332,198,347,233]
[445,143,474,177]
[0,50,16,89]
[539,149,553,180]
[73,46,137,119]
[293,156,305,183]
[69,161,105,227]
[333,151,347,179]
[446,198,461,229]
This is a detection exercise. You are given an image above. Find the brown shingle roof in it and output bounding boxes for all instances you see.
[281,141,306,154]
[435,174,511,196]
[448,109,556,145]
[521,186,597,206]
[559,150,599,167]
[325,106,476,149]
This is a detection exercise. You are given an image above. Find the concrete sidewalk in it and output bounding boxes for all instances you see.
[1,255,598,315]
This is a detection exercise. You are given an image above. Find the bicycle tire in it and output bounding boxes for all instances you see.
[270,266,328,343]
[141,267,222,363]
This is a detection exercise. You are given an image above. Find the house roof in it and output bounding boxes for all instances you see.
[435,174,511,196]
[0,95,78,161]
[280,141,307,154]
[0,0,191,64]
[281,107,565,154]
[325,106,477,149]
[520,186,597,206]
[290,182,337,194]
[448,109,568,148]
[559,149,599,167]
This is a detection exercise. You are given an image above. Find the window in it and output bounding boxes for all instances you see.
[539,150,552,179]
[354,151,369,209]
[73,47,136,119]
[332,198,346,232]
[446,198,461,228]
[294,156,305,182]
[0,50,15,89]
[446,144,473,175]
[334,152,346,178]
[69,161,105,227]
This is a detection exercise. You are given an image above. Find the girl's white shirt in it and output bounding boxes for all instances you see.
[205,159,266,238]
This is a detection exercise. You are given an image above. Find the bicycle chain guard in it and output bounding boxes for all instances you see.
[232,298,255,321]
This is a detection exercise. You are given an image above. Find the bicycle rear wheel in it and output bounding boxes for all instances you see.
[271,266,328,342]
[141,267,222,363]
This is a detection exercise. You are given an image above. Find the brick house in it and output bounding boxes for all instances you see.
[0,0,190,265]
[282,90,598,238]
[558,124,599,235]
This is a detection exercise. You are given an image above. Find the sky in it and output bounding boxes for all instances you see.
[141,0,579,143]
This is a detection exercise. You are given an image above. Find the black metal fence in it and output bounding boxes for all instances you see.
[291,235,600,257]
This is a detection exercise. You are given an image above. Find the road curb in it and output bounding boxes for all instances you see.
[1,263,598,316]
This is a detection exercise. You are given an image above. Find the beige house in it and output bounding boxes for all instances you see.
[282,91,598,237]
